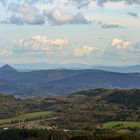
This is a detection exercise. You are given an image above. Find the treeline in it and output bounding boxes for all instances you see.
[0,129,140,140]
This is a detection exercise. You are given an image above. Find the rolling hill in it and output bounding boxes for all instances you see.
[45,70,140,94]
[0,65,140,97]
[0,89,140,130]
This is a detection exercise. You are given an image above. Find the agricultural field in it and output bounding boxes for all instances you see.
[0,111,53,125]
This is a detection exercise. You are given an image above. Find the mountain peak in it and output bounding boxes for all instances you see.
[0,64,17,72]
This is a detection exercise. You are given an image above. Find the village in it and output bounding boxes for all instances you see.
[0,119,57,130]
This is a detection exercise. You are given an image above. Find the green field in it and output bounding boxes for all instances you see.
[0,111,53,125]
[103,121,140,128]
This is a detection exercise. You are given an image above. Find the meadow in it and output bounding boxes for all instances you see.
[0,111,53,125]
[103,121,140,128]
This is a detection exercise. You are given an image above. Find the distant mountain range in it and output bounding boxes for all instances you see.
[0,63,91,71]
[0,64,140,97]
[0,63,140,73]
[92,65,140,73]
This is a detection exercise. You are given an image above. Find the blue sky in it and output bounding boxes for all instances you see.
[0,0,140,66]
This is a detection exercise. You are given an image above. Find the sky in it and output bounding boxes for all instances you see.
[0,0,140,66]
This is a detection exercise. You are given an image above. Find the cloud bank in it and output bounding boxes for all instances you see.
[2,3,45,25]
[12,35,69,53]
[1,3,90,25]
[44,8,90,25]
[69,0,140,8]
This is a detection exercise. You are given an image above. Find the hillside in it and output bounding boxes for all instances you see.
[45,71,140,94]
[0,89,140,131]
[106,89,140,106]
[0,65,140,97]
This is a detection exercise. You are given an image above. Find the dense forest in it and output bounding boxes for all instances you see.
[1,129,140,140]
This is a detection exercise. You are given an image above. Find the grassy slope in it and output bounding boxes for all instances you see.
[0,111,53,125]
[103,121,140,128]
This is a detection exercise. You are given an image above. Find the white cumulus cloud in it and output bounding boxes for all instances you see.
[74,45,97,57]
[12,35,69,53]
[112,38,130,49]
[0,48,13,56]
